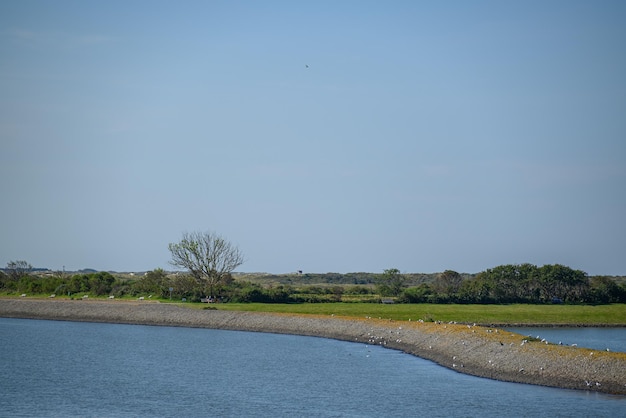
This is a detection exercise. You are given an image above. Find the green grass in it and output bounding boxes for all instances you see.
[5,293,625,325]
[205,303,626,325]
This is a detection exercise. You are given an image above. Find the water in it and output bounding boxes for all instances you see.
[0,318,624,417]
[507,327,626,353]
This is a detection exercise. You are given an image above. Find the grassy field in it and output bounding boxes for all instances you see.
[4,294,624,325]
[202,303,626,325]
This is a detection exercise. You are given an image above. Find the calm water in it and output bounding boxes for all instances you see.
[1,318,624,417]
[507,327,626,353]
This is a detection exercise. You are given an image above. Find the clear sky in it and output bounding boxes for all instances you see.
[1,1,625,275]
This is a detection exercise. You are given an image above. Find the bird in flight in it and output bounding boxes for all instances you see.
[305,64,309,68]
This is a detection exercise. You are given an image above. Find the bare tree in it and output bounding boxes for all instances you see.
[168,231,245,296]
[6,260,32,281]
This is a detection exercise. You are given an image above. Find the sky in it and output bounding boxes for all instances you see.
[1,1,625,275]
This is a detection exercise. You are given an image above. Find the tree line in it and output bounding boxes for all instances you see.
[396,264,625,304]
[2,261,624,305]
[2,231,623,304]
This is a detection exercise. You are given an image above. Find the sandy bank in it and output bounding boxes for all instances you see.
[2,298,625,395]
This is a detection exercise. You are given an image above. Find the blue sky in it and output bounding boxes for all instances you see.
[1,1,625,275]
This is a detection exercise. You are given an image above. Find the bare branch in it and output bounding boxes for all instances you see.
[6,260,32,281]
[168,231,245,294]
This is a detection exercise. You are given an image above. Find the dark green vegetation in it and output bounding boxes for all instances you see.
[2,260,625,307]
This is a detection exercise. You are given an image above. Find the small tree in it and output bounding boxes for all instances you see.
[376,268,406,297]
[168,231,245,296]
[433,270,463,295]
[134,268,170,298]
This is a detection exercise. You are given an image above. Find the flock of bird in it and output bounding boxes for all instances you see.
[352,316,615,391]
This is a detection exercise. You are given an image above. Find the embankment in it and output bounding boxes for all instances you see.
[1,298,625,395]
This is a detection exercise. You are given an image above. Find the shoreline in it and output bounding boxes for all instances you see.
[2,298,625,395]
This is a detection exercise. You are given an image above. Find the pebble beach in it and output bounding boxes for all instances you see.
[1,298,625,395]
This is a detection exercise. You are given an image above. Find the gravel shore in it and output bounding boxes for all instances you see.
[2,298,625,395]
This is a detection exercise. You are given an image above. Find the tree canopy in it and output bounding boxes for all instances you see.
[376,268,407,297]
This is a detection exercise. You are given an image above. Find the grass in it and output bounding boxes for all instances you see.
[203,303,626,325]
[5,293,625,325]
